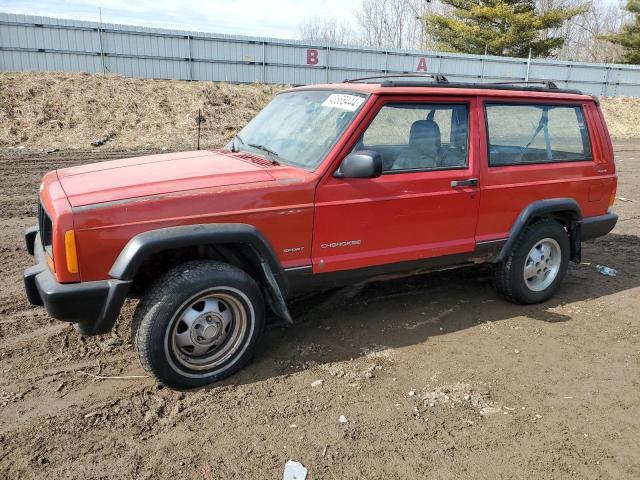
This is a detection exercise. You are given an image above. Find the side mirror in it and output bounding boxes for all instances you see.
[334,150,383,179]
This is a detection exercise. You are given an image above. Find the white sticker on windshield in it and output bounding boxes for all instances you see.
[321,94,365,111]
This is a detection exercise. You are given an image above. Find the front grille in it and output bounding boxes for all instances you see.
[38,202,53,257]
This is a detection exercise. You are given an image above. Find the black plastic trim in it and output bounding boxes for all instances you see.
[494,198,582,263]
[334,150,383,178]
[110,223,286,287]
[345,73,449,84]
[109,223,291,322]
[487,158,593,168]
[580,212,618,241]
[382,165,468,175]
[24,264,44,306]
[23,235,132,336]
[377,81,583,95]
[25,225,38,256]
[286,240,505,295]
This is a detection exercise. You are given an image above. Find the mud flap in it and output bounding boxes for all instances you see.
[260,260,293,324]
[569,223,581,264]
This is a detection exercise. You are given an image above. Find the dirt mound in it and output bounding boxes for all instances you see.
[599,96,640,138]
[0,72,285,152]
[1,72,638,153]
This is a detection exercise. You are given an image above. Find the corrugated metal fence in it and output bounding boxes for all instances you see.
[2,12,640,97]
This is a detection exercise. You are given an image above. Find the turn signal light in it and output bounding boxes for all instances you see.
[64,230,79,274]
[609,190,616,207]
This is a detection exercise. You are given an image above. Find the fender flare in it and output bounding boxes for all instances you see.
[494,198,582,263]
[109,223,292,322]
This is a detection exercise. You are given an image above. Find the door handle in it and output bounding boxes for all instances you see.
[451,178,478,187]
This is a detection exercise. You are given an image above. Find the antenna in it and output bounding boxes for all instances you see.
[196,109,202,150]
[98,7,106,74]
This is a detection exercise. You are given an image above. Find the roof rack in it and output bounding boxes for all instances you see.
[344,73,449,84]
[339,73,582,95]
[491,80,559,89]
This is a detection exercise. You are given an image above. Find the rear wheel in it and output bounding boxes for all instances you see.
[493,218,570,304]
[132,260,264,389]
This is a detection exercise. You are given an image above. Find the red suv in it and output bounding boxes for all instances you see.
[24,75,618,389]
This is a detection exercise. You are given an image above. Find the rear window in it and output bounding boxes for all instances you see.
[486,104,592,166]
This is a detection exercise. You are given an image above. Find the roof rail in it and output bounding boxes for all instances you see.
[332,75,583,95]
[491,80,559,90]
[344,73,449,84]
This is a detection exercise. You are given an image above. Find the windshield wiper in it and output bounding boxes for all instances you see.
[247,143,281,165]
[231,134,245,153]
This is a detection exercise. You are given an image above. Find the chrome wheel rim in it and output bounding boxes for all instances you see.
[167,290,249,372]
[523,238,561,292]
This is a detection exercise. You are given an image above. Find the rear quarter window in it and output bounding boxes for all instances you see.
[486,103,592,166]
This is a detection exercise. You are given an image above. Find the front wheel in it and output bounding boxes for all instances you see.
[132,260,264,389]
[493,218,570,304]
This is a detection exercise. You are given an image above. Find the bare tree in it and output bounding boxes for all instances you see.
[297,16,357,46]
[354,0,441,50]
[538,0,632,62]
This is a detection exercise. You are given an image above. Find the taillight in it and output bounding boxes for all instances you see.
[64,230,79,274]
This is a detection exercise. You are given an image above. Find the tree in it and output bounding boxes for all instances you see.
[552,0,630,63]
[297,16,356,45]
[601,0,640,64]
[354,0,441,50]
[425,0,587,57]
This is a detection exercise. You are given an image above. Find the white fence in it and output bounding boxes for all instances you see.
[2,12,640,97]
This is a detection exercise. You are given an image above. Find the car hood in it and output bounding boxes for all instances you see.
[57,150,277,207]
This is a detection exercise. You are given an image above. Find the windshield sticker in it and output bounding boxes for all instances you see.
[321,94,365,111]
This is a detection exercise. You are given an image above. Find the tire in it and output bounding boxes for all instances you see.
[492,218,570,304]
[132,260,264,389]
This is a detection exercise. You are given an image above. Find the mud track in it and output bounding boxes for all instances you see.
[1,143,639,479]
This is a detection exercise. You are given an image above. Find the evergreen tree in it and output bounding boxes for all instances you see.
[426,0,586,58]
[602,0,640,64]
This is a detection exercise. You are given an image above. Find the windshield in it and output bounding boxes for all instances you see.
[226,90,367,170]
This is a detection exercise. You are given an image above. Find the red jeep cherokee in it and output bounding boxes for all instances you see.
[24,76,618,389]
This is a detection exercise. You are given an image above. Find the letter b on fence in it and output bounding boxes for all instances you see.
[307,49,319,65]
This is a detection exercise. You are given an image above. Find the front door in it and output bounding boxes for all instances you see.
[312,96,481,273]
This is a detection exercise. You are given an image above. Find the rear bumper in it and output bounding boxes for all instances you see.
[24,228,131,336]
[580,212,618,241]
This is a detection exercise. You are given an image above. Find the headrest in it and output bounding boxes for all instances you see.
[409,120,441,154]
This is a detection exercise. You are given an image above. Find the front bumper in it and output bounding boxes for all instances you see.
[24,228,131,336]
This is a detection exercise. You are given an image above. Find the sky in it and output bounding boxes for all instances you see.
[0,0,363,39]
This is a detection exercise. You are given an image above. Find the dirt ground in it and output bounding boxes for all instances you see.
[0,140,639,480]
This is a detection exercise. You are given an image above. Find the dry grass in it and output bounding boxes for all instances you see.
[0,72,285,152]
[0,71,637,153]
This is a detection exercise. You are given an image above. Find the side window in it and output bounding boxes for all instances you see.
[354,103,469,172]
[486,103,592,166]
